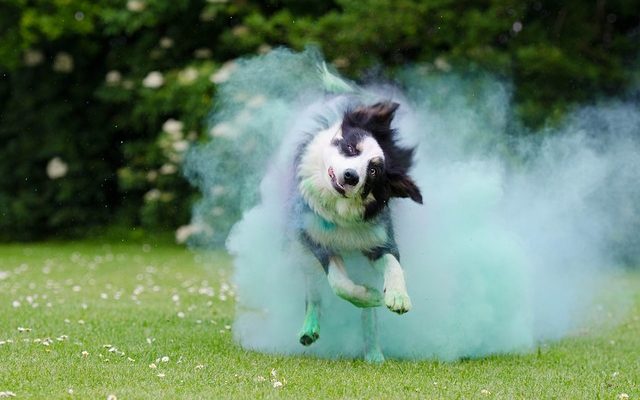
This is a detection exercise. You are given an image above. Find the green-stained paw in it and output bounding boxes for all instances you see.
[299,305,320,346]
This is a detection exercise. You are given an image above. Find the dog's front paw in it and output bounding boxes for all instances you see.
[384,289,412,314]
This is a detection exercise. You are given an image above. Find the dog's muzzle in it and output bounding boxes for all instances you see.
[328,167,346,196]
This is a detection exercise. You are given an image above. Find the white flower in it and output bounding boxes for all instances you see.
[194,48,212,59]
[144,189,161,202]
[81,350,89,357]
[24,50,44,66]
[272,381,283,389]
[480,389,491,395]
[105,70,122,85]
[0,392,17,398]
[175,225,195,243]
[142,71,164,89]
[146,170,158,182]
[618,394,629,400]
[209,122,233,137]
[209,61,236,84]
[172,140,189,152]
[126,0,145,12]
[199,9,216,22]
[0,271,9,281]
[159,164,177,175]
[512,21,523,33]
[46,157,68,179]
[434,57,451,72]
[232,25,249,37]
[53,52,74,73]
[178,67,199,84]
[159,37,174,49]
[175,223,212,243]
[257,44,272,55]
[162,119,184,138]
[149,363,157,369]
[161,356,169,362]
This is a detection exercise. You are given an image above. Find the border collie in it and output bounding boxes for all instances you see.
[294,100,423,362]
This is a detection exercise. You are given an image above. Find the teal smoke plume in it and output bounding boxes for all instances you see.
[184,48,639,360]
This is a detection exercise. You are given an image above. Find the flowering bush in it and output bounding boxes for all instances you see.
[0,0,245,239]
[0,0,637,240]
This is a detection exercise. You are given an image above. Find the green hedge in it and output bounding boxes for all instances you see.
[0,0,637,240]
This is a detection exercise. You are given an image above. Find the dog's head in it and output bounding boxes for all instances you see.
[323,101,423,219]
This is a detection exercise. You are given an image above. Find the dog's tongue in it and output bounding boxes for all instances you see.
[328,167,345,190]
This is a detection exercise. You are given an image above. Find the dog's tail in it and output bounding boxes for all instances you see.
[318,61,356,94]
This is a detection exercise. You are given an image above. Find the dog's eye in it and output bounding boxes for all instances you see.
[347,144,355,154]
[368,167,377,176]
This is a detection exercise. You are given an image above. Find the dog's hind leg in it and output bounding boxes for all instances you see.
[299,274,321,346]
[300,232,381,308]
[362,308,385,363]
[328,256,383,308]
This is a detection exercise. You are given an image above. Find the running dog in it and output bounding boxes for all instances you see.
[294,100,423,362]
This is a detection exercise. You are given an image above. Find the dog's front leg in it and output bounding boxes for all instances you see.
[328,255,383,308]
[374,254,412,314]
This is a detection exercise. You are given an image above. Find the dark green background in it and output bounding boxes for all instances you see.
[0,0,638,240]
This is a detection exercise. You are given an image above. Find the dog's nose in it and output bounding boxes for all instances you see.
[343,169,359,186]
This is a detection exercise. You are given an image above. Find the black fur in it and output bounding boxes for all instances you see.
[342,101,423,220]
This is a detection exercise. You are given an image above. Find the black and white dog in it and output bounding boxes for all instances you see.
[293,100,423,362]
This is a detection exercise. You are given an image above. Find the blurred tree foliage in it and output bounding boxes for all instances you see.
[0,0,638,240]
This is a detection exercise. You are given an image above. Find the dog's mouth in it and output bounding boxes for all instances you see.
[328,167,346,196]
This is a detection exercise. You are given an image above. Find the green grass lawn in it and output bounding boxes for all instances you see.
[0,240,638,399]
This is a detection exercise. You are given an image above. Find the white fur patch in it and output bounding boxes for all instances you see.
[374,254,412,313]
[324,136,384,196]
[303,211,388,251]
[297,123,384,227]
[327,257,383,307]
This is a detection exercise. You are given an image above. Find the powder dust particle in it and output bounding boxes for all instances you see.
[185,48,640,361]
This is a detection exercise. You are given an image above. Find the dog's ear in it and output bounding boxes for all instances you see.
[388,172,423,204]
[362,101,399,128]
[346,101,399,132]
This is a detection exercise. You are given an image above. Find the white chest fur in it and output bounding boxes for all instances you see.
[302,211,388,251]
